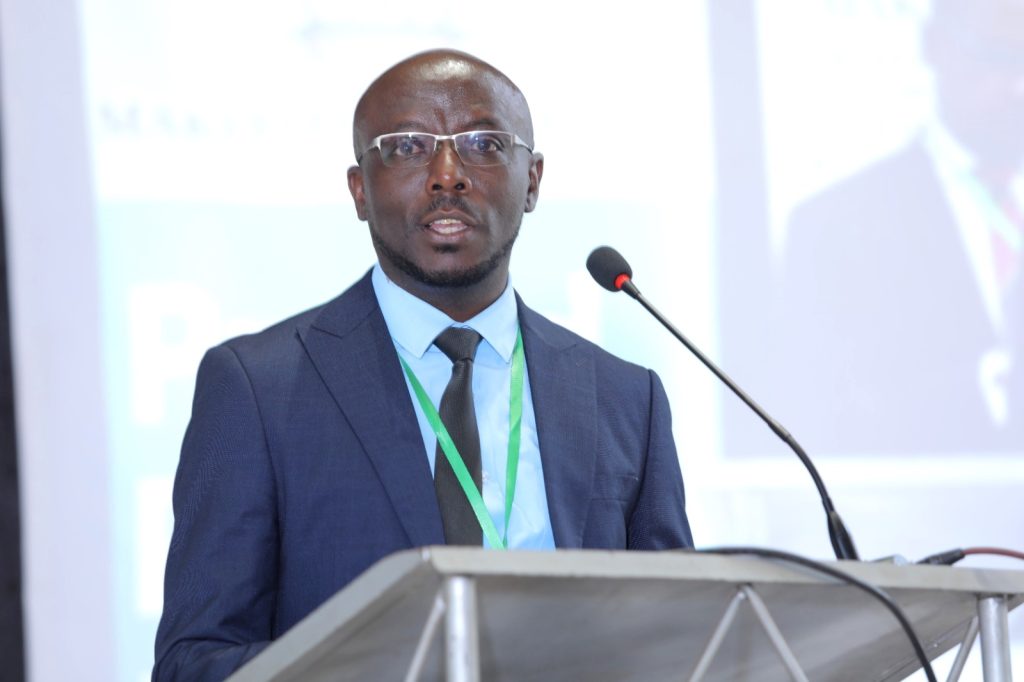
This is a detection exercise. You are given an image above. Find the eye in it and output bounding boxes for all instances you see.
[465,132,506,154]
[383,134,431,160]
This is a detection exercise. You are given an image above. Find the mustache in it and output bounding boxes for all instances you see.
[426,195,472,213]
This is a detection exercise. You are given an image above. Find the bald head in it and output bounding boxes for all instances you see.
[352,49,534,159]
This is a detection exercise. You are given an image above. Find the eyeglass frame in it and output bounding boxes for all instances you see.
[356,130,534,167]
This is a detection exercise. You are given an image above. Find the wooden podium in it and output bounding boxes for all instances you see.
[225,548,1024,681]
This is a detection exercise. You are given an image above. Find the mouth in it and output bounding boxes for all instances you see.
[420,208,480,244]
[424,217,472,236]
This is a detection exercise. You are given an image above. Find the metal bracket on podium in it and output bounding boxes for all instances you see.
[404,576,481,682]
[977,595,1013,682]
[926,594,1014,682]
[684,587,1016,682]
[687,584,809,682]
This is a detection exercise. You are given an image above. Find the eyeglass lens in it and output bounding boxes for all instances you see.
[377,132,515,167]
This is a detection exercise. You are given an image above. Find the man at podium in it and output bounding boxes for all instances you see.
[153,49,693,681]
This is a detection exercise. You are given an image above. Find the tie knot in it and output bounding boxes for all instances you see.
[434,327,482,363]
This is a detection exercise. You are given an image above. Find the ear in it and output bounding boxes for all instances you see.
[524,153,544,213]
[347,165,369,221]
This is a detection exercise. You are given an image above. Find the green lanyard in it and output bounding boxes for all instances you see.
[399,328,525,549]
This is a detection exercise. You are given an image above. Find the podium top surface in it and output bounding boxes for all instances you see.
[382,546,1024,592]
[229,548,1024,682]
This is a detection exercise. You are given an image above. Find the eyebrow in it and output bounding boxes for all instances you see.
[386,117,507,133]
[389,120,428,132]
[462,117,503,130]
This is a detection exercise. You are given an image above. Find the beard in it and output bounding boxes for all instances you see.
[370,222,520,289]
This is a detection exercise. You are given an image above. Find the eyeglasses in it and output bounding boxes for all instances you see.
[357,130,533,168]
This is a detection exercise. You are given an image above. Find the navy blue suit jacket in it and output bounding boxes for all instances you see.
[153,271,692,681]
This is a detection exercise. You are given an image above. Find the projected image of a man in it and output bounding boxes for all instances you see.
[771,0,1024,454]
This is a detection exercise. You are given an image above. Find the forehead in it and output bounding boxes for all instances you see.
[355,63,530,142]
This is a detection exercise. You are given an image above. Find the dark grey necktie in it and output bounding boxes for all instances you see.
[433,327,484,545]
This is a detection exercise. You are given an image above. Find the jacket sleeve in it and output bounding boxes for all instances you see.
[153,345,278,681]
[627,369,694,550]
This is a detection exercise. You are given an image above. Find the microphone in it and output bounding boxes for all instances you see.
[586,246,860,561]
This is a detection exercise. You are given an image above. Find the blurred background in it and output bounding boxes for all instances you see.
[1,0,1022,680]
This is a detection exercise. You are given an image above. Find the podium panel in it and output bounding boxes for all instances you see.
[227,548,1024,682]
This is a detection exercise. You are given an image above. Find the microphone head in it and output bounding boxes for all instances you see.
[587,246,633,292]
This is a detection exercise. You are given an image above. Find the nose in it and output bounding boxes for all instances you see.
[425,139,472,194]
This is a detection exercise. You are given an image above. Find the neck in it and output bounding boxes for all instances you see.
[382,264,509,322]
[422,285,503,322]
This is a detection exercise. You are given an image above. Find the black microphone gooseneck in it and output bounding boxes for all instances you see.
[586,246,860,561]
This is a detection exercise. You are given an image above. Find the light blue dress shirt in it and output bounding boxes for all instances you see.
[371,264,556,549]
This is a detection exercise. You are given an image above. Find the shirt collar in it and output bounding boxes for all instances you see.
[371,263,519,362]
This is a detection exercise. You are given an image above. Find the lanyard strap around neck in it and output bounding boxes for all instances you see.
[399,328,525,549]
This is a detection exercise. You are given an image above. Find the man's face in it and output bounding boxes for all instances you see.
[347,58,543,296]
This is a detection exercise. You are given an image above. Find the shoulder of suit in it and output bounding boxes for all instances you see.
[216,270,376,360]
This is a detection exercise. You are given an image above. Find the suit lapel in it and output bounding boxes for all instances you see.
[518,300,597,549]
[299,273,445,547]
